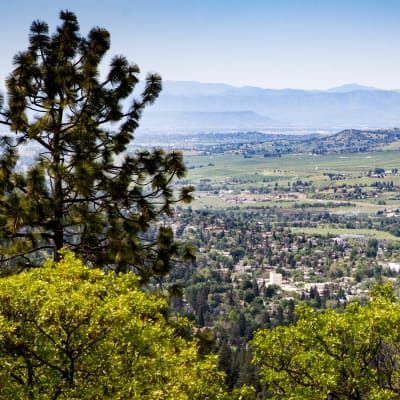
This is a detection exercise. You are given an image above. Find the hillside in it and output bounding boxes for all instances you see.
[310,128,400,154]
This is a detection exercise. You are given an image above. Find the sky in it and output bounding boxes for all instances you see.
[1,0,400,90]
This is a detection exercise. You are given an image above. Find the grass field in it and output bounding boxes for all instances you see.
[189,196,301,210]
[185,151,400,184]
[291,226,400,240]
[183,150,400,214]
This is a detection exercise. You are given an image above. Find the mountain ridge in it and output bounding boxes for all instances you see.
[161,81,393,94]
[137,81,400,132]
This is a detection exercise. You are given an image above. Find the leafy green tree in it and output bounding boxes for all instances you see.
[252,285,400,399]
[0,251,226,399]
[0,10,194,278]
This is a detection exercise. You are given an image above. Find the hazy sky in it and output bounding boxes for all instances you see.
[1,0,400,90]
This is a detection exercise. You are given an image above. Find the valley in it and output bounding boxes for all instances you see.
[162,129,400,390]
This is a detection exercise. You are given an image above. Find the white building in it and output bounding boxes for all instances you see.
[387,262,400,273]
[269,271,282,286]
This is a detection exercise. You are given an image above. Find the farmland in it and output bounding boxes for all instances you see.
[182,150,400,214]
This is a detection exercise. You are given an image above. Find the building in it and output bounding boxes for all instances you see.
[269,271,282,286]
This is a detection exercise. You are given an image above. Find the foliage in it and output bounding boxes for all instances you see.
[0,251,226,399]
[252,284,400,399]
[0,10,194,277]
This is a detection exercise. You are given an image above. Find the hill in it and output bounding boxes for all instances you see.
[310,128,400,154]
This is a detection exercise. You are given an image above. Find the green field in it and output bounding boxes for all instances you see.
[185,151,400,184]
[291,226,400,240]
[184,150,400,214]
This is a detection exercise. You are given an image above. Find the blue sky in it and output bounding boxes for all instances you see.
[1,0,400,89]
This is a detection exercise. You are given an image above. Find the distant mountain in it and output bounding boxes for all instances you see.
[156,81,234,96]
[327,83,383,93]
[140,111,273,132]
[137,81,400,132]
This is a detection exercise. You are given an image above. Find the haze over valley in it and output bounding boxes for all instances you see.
[138,81,400,132]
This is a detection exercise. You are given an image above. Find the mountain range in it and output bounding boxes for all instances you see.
[137,81,400,132]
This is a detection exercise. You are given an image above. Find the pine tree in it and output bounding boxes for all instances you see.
[0,10,194,279]
[235,343,256,388]
[218,340,234,389]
